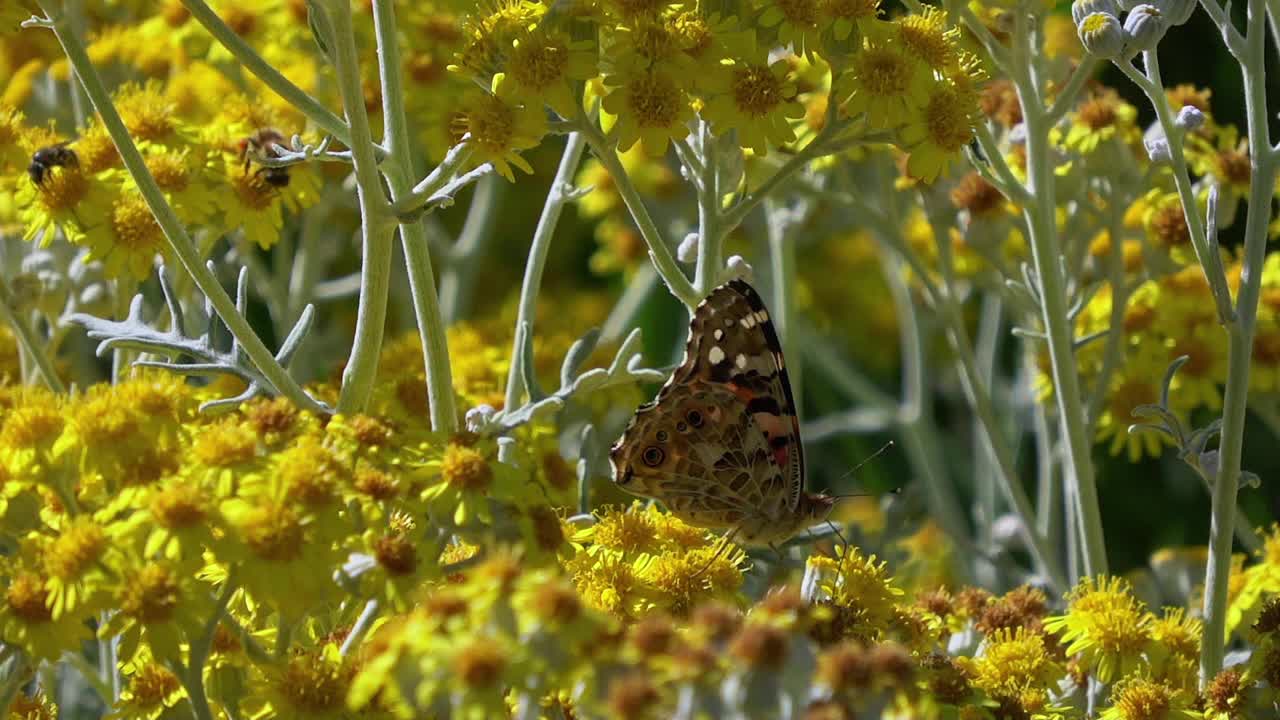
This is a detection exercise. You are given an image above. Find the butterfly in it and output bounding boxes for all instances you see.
[609,279,839,549]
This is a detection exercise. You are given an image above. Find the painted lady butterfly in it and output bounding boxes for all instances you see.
[610,280,838,548]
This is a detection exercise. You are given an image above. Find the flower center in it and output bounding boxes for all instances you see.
[628,72,682,128]
[732,64,786,118]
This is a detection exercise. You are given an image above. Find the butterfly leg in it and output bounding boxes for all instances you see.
[769,542,786,564]
[693,528,740,579]
[825,520,850,557]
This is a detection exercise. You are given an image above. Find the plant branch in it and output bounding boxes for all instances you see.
[371,0,458,432]
[312,0,397,414]
[178,0,370,154]
[34,1,326,413]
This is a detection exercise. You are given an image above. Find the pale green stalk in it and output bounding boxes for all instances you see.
[500,133,588,434]
[719,119,848,236]
[371,0,458,432]
[0,276,65,392]
[179,0,360,151]
[1006,11,1108,578]
[1116,57,1234,324]
[311,0,397,415]
[1199,0,1276,683]
[33,1,326,413]
[577,120,701,308]
[694,122,723,296]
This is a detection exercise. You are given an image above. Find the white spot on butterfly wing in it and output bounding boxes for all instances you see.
[708,346,726,365]
[735,354,747,368]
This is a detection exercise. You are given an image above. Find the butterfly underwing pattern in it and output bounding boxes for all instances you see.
[609,280,838,546]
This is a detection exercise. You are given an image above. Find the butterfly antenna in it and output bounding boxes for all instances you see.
[829,440,895,488]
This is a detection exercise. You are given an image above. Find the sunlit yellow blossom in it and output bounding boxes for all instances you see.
[453,75,548,181]
[601,68,695,157]
[837,23,932,130]
[1044,576,1152,683]
[701,57,805,154]
[964,627,1064,701]
[1098,675,1200,720]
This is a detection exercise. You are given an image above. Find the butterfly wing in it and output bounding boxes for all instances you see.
[610,280,805,527]
[669,280,805,512]
[610,380,791,528]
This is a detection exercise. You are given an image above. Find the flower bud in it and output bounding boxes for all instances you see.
[1154,0,1196,24]
[1123,5,1167,53]
[677,233,698,263]
[1072,0,1120,25]
[1145,136,1171,163]
[1077,12,1125,58]
[1175,105,1205,131]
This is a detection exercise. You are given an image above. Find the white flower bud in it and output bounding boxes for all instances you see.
[1072,0,1120,25]
[1077,13,1125,58]
[1145,136,1171,163]
[465,404,496,432]
[677,232,698,264]
[1174,105,1205,131]
[724,255,754,282]
[1123,5,1168,54]
[1154,0,1196,24]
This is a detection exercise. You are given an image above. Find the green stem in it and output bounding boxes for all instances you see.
[578,121,701,308]
[314,0,396,414]
[765,196,803,410]
[37,1,326,413]
[1013,15,1108,578]
[179,0,361,152]
[0,278,65,392]
[500,132,588,439]
[694,122,723,295]
[942,308,1067,593]
[1046,56,1101,123]
[719,122,845,236]
[1117,58,1234,325]
[371,0,458,432]
[1201,0,1275,684]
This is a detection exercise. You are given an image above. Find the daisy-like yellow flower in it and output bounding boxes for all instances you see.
[820,0,882,42]
[701,57,805,154]
[0,560,93,662]
[806,545,905,643]
[601,67,695,157]
[1059,88,1141,156]
[415,436,534,526]
[963,627,1065,703]
[900,73,981,182]
[452,75,548,181]
[504,25,597,118]
[836,22,932,130]
[1044,576,1153,684]
[759,0,823,58]
[83,181,169,281]
[1099,675,1201,720]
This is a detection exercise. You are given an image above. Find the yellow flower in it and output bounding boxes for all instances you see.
[758,0,822,59]
[701,57,805,154]
[85,181,170,281]
[0,561,93,661]
[806,545,904,643]
[1044,576,1152,684]
[837,22,932,130]
[1099,676,1201,720]
[965,627,1065,702]
[248,642,355,720]
[900,73,981,182]
[601,68,696,157]
[504,25,597,118]
[1059,88,1141,156]
[452,75,548,181]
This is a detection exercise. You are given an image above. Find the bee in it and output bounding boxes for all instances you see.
[28,142,79,186]
[237,128,291,189]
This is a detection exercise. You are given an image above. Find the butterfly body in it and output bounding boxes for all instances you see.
[610,280,834,547]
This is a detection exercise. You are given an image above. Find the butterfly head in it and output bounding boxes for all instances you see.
[800,492,838,524]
